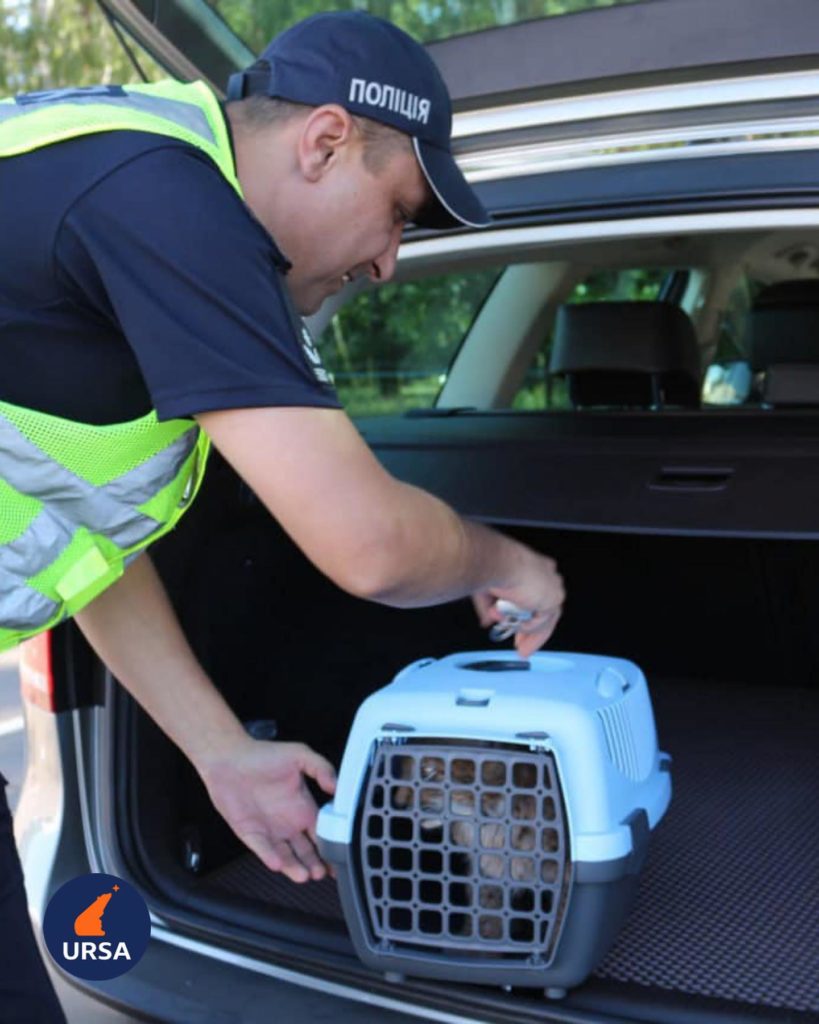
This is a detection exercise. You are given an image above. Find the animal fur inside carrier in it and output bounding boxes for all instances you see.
[317,651,671,995]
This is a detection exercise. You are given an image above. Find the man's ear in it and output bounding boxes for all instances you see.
[298,104,357,182]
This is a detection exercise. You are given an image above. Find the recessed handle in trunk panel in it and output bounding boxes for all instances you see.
[649,467,734,492]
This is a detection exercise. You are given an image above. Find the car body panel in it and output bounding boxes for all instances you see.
[16,3,819,1022]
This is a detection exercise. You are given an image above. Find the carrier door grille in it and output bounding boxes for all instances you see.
[357,742,570,960]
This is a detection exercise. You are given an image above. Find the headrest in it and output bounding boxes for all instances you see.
[754,279,819,308]
[763,364,819,407]
[549,301,701,408]
[749,279,819,371]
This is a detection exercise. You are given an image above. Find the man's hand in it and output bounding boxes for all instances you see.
[76,556,338,883]
[472,552,565,658]
[196,737,337,883]
[196,407,568,620]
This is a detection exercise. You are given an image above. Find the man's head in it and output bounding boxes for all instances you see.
[225,11,489,314]
[233,95,414,177]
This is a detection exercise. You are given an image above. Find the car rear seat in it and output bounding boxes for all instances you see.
[749,279,819,407]
[548,301,701,409]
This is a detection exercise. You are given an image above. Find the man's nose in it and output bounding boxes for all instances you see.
[368,224,403,283]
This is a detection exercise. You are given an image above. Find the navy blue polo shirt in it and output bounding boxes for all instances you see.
[0,114,341,425]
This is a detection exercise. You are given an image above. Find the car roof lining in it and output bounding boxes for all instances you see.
[386,228,819,284]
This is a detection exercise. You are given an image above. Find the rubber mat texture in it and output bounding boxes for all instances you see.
[595,680,818,1013]
[202,680,819,1014]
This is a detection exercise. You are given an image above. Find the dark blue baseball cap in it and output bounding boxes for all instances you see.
[226,11,490,230]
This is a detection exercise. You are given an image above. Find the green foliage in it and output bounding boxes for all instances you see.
[321,268,500,414]
[569,267,666,304]
[322,265,670,417]
[207,0,643,52]
[0,0,164,95]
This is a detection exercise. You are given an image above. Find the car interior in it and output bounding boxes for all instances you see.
[386,228,819,414]
[96,221,819,1023]
[9,2,817,1021]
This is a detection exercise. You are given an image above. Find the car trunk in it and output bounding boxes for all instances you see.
[115,430,818,1024]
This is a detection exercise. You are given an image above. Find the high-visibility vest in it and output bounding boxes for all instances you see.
[0,80,242,650]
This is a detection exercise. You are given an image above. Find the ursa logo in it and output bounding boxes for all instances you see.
[43,873,150,980]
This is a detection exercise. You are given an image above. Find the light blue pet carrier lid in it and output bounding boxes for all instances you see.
[318,651,671,864]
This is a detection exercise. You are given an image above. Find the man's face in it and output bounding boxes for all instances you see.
[280,132,431,315]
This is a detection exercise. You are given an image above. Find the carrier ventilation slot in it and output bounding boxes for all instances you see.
[357,742,570,961]
[597,702,641,781]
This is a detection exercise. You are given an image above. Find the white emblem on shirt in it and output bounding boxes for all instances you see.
[300,325,332,385]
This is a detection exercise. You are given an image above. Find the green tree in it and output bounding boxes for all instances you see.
[208,0,642,52]
[322,268,499,400]
[1,0,163,95]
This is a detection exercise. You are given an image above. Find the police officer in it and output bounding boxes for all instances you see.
[0,12,564,1021]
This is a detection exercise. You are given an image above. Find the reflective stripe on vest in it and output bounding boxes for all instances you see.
[0,408,206,637]
[0,85,216,142]
[0,80,241,649]
[0,79,240,192]
[0,415,199,629]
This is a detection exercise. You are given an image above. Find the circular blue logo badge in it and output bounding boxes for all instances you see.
[43,873,150,980]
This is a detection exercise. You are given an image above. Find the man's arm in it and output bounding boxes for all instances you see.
[75,404,563,884]
[74,553,336,883]
[196,405,564,656]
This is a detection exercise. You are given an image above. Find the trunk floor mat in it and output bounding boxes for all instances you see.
[201,679,819,1013]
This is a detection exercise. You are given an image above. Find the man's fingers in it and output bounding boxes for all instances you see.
[515,609,562,658]
[304,816,337,880]
[471,592,496,628]
[270,840,311,883]
[524,607,561,636]
[242,830,313,884]
[289,832,327,881]
[298,746,337,795]
[241,827,327,884]
[242,831,287,876]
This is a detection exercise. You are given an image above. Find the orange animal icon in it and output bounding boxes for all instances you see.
[74,892,113,937]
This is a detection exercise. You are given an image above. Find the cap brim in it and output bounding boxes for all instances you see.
[412,137,491,230]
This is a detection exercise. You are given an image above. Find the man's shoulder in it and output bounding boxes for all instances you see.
[2,128,230,212]
[59,129,225,187]
[0,128,233,243]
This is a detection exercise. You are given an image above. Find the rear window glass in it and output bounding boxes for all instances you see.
[513,268,669,410]
[319,269,501,417]
[701,274,758,406]
[318,264,676,418]
[205,0,645,52]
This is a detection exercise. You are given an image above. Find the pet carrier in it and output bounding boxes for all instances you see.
[317,651,671,995]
